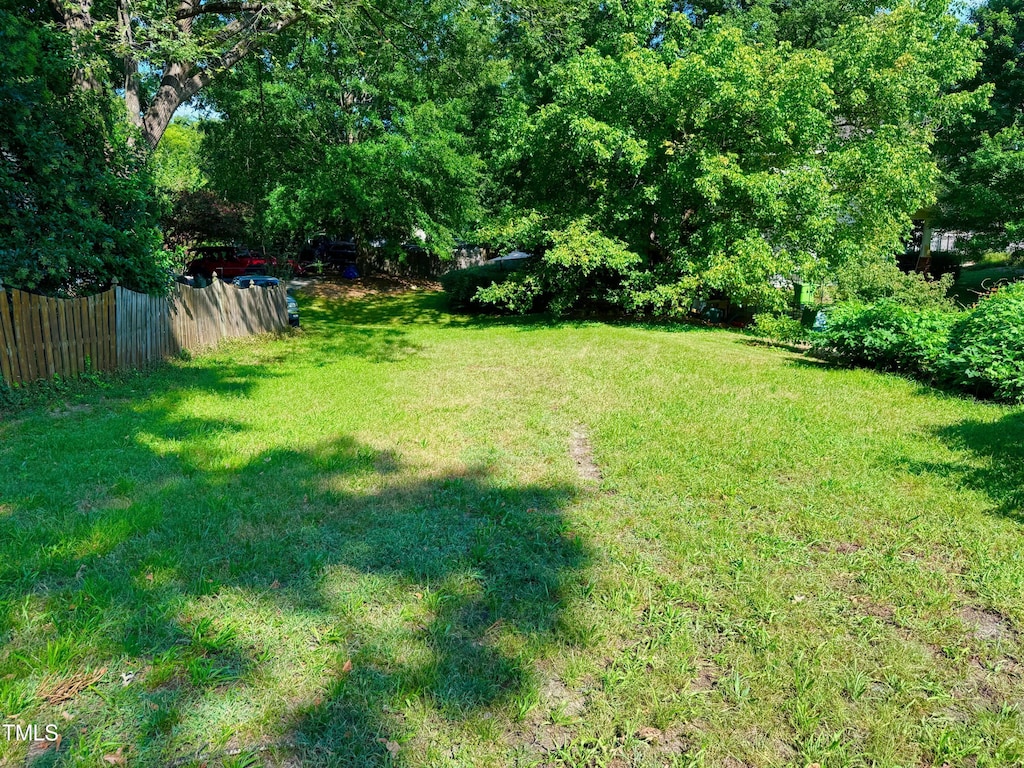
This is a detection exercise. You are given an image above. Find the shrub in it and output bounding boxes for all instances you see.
[944,281,1024,402]
[473,273,544,314]
[440,263,524,310]
[813,300,957,379]
[836,260,955,311]
[471,221,641,316]
[751,313,809,345]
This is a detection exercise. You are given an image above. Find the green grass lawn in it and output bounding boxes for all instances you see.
[1,287,1022,767]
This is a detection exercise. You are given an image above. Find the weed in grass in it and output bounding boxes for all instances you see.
[842,667,870,701]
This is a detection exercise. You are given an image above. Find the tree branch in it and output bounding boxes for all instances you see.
[175,1,267,20]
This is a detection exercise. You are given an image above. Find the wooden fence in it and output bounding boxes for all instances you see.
[0,278,288,386]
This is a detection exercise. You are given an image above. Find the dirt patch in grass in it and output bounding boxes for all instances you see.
[813,541,863,554]
[636,725,693,754]
[850,596,896,623]
[540,676,587,718]
[690,662,719,692]
[959,606,1016,642]
[569,426,601,482]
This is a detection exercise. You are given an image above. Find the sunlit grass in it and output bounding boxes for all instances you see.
[0,289,1021,766]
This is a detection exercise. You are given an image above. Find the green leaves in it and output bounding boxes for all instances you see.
[481,2,981,316]
[0,9,166,295]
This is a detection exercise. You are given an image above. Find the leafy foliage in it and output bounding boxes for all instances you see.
[813,300,958,379]
[835,261,957,311]
[751,313,809,345]
[439,263,525,310]
[945,280,1024,402]
[483,3,983,315]
[200,9,489,256]
[152,120,207,194]
[0,9,165,295]
[475,221,640,315]
[161,191,251,249]
[936,0,1024,255]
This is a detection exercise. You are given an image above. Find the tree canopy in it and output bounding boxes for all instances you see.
[936,0,1024,258]
[0,7,164,294]
[3,0,1018,307]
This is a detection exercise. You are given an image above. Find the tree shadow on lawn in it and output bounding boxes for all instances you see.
[304,288,708,339]
[0,361,586,765]
[906,410,1024,523]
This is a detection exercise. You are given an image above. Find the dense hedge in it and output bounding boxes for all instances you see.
[812,300,957,380]
[945,282,1024,402]
[812,281,1024,403]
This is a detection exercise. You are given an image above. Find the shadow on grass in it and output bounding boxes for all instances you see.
[912,411,1024,523]
[303,288,712,340]
[0,344,586,766]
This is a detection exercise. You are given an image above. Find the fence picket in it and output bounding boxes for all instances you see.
[0,289,15,384]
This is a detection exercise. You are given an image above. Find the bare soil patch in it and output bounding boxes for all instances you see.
[539,676,587,718]
[569,425,602,482]
[959,606,1016,642]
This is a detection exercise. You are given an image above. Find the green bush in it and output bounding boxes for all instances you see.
[813,300,958,379]
[944,281,1024,402]
[440,263,524,310]
[473,273,544,314]
[836,260,955,311]
[751,313,809,345]
[471,221,641,316]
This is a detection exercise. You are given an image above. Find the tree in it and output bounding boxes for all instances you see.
[42,0,335,148]
[197,4,492,255]
[0,7,166,294]
[477,2,984,315]
[936,0,1024,258]
[152,119,207,193]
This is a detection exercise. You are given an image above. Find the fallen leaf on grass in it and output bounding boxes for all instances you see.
[145,572,154,582]
[378,739,400,756]
[103,747,126,765]
[270,580,281,589]
[342,659,353,674]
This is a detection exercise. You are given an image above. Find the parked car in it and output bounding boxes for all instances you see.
[232,275,281,288]
[286,294,299,327]
[299,234,358,269]
[187,247,303,279]
[186,246,269,279]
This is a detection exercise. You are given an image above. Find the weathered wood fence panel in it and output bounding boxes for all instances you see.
[0,280,287,386]
[0,285,117,385]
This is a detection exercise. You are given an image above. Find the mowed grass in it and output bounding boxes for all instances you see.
[0,286,1022,767]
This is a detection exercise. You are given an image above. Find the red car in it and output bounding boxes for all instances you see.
[186,247,303,279]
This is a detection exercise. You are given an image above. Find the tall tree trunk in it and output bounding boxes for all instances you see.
[117,0,143,129]
[54,0,302,149]
[51,0,103,92]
